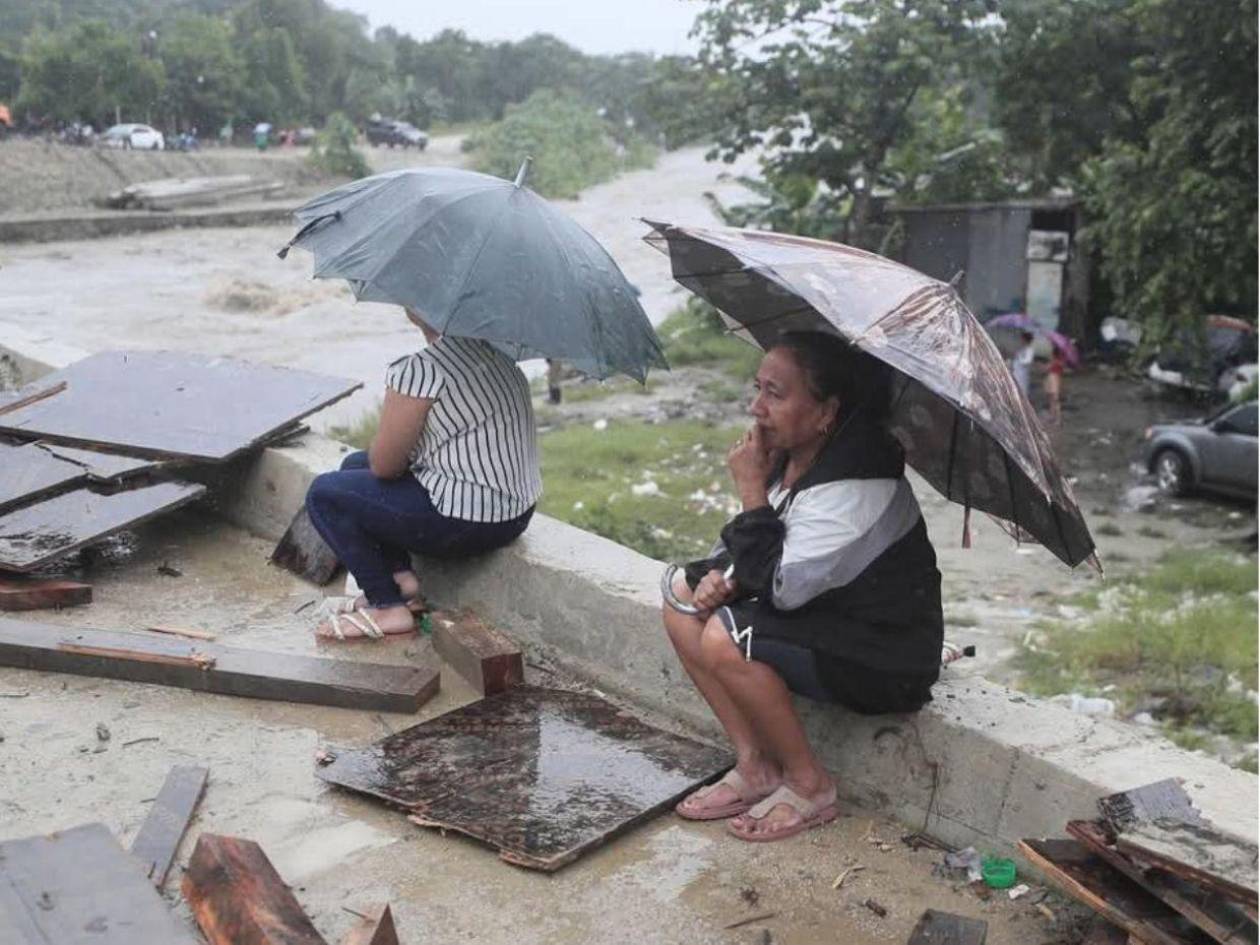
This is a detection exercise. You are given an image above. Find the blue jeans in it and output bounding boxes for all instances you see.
[305,451,533,606]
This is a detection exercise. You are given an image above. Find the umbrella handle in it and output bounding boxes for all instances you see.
[660,564,702,615]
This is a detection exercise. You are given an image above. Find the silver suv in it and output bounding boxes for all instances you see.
[1144,401,1257,498]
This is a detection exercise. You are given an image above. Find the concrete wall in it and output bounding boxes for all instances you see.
[4,331,1256,859]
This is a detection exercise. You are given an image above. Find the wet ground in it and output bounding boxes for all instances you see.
[0,508,1079,945]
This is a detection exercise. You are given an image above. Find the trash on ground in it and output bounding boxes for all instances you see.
[317,685,731,871]
[942,846,985,883]
[862,898,888,918]
[906,909,988,945]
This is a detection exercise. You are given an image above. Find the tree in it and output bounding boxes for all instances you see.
[237,26,306,123]
[17,20,163,126]
[1082,0,1257,336]
[991,0,1147,191]
[695,0,996,247]
[158,13,242,132]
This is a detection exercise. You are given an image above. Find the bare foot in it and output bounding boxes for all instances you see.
[315,604,416,641]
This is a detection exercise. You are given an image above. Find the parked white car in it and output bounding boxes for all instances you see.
[99,123,165,150]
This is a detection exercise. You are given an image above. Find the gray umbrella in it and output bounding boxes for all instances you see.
[279,163,668,382]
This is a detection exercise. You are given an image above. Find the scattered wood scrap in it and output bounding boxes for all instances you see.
[271,506,340,585]
[0,381,66,417]
[130,765,209,889]
[906,909,988,945]
[0,822,199,944]
[1018,838,1207,945]
[0,619,440,712]
[0,577,91,611]
[1068,820,1256,945]
[432,609,523,696]
[183,834,328,945]
[340,903,400,945]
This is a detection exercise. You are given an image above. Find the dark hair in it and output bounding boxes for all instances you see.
[768,330,892,426]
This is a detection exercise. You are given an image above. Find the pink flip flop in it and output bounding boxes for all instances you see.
[726,784,838,842]
[676,769,772,821]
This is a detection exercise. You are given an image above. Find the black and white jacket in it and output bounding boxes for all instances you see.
[685,414,944,675]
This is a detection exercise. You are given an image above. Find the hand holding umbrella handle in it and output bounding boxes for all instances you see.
[660,563,735,615]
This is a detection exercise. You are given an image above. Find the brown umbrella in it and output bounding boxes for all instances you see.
[644,220,1098,570]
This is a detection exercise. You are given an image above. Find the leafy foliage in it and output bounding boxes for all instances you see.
[307,111,369,179]
[466,89,655,199]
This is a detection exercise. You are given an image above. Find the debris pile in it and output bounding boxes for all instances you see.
[100,175,284,211]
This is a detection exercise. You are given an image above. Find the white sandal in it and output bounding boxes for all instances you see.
[323,609,385,641]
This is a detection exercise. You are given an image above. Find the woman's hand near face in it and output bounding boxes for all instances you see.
[727,425,776,510]
[693,568,737,611]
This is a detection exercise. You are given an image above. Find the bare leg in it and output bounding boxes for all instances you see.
[698,622,834,835]
[662,592,781,811]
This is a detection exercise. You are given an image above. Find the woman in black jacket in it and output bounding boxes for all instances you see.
[663,331,943,842]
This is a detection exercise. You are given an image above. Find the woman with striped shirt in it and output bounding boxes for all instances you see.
[306,308,541,640]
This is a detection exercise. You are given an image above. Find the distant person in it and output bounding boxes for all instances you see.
[1011,330,1035,399]
[546,358,563,404]
[304,308,541,641]
[1044,348,1065,425]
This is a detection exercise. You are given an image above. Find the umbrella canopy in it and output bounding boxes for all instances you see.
[280,165,667,382]
[985,313,1082,368]
[644,221,1097,570]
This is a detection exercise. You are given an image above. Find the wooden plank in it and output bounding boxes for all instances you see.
[0,619,439,712]
[0,576,91,611]
[0,380,66,417]
[0,480,206,573]
[0,440,85,514]
[432,609,523,696]
[182,834,328,945]
[1082,917,1131,945]
[340,903,400,945]
[130,765,209,889]
[1019,839,1208,945]
[36,443,163,482]
[0,351,360,462]
[1100,780,1204,833]
[906,908,988,945]
[270,506,340,585]
[1117,823,1259,906]
[145,624,219,641]
[0,822,198,944]
[1069,821,1256,945]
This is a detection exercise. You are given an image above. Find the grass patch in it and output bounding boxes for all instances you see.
[1136,524,1168,539]
[556,377,659,404]
[328,407,380,450]
[1094,522,1123,537]
[1016,549,1259,766]
[658,298,763,380]
[537,418,741,563]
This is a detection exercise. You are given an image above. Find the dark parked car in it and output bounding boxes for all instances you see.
[365,118,428,150]
[1144,400,1258,498]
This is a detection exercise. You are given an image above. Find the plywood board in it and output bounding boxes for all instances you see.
[0,480,205,572]
[0,822,198,945]
[36,443,163,482]
[0,440,85,514]
[183,834,327,945]
[318,685,733,871]
[0,619,440,712]
[0,351,360,462]
[1118,823,1259,905]
[130,765,209,889]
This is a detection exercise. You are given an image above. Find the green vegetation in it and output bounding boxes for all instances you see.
[537,419,740,563]
[307,112,369,179]
[1017,550,1259,767]
[327,408,380,451]
[657,298,762,379]
[466,89,656,198]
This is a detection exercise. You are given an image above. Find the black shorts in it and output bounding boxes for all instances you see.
[717,606,935,714]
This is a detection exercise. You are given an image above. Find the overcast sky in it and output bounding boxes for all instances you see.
[334,0,703,56]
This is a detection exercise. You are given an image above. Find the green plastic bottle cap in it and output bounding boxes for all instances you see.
[982,857,1017,889]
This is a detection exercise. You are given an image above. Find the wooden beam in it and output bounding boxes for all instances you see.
[270,506,340,586]
[340,903,400,945]
[130,765,209,890]
[0,619,440,713]
[432,609,523,696]
[182,834,328,945]
[0,380,66,417]
[0,577,91,611]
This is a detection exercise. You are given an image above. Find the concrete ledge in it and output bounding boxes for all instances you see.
[0,203,297,244]
[3,332,1256,858]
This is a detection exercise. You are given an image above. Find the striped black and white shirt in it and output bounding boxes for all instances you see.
[385,336,541,523]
